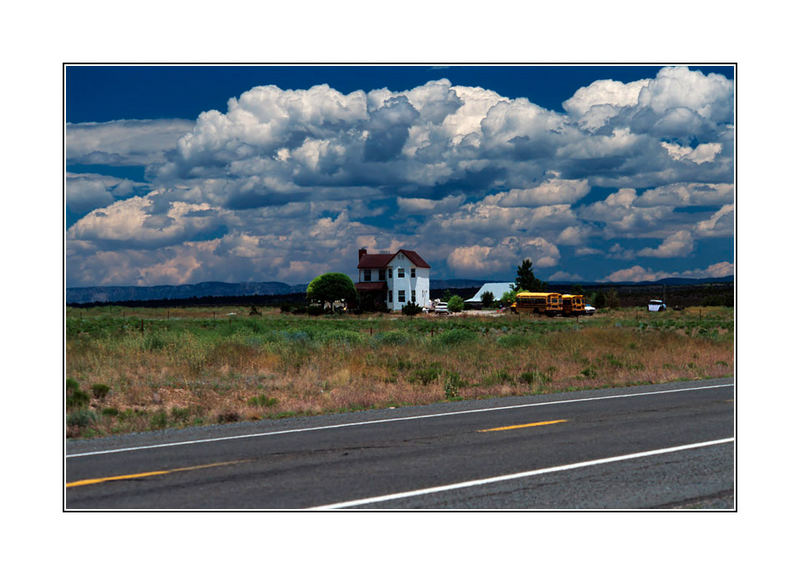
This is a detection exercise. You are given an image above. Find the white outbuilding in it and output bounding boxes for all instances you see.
[465,282,514,306]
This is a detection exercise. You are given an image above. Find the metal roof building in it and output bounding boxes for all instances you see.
[464,282,514,303]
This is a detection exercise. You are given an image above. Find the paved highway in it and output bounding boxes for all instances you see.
[65,377,734,509]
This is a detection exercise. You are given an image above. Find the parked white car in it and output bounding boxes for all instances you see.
[434,303,450,314]
[648,299,667,312]
[583,304,596,315]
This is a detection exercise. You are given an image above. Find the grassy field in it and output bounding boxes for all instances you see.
[64,305,734,438]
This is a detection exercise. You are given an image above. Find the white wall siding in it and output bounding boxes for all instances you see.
[384,253,430,311]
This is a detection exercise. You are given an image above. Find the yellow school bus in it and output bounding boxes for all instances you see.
[561,294,585,316]
[512,291,563,316]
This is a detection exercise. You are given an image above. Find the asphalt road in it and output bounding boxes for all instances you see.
[65,377,734,510]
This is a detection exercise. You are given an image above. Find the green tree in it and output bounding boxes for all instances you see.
[513,258,546,292]
[592,291,607,308]
[606,288,620,309]
[480,290,495,308]
[447,295,464,312]
[306,273,358,312]
[500,290,518,307]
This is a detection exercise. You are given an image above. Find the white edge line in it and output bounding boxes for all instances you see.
[308,437,735,510]
[67,383,733,458]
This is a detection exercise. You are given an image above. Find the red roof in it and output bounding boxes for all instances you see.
[357,249,430,269]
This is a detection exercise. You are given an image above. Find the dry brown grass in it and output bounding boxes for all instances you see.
[65,306,733,438]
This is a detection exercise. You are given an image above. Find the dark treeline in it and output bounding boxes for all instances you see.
[68,281,733,310]
[68,291,307,309]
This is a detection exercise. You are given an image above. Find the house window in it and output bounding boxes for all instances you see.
[411,291,416,303]
[388,291,393,303]
[398,290,406,303]
[410,268,416,278]
[398,268,405,278]
[379,269,386,281]
[364,270,371,281]
[387,268,392,278]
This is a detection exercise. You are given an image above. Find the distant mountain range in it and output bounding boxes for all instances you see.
[65,281,307,305]
[65,276,733,305]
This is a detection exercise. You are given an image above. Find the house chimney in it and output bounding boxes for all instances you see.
[358,248,367,262]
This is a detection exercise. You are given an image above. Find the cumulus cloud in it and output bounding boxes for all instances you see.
[695,204,735,237]
[637,182,733,207]
[602,265,662,283]
[579,183,733,242]
[396,194,465,214]
[579,188,676,238]
[638,230,695,258]
[484,178,589,207]
[661,142,722,164]
[446,236,560,275]
[602,261,734,283]
[637,67,733,123]
[66,119,194,165]
[67,192,228,249]
[556,225,594,246]
[563,78,649,130]
[65,66,734,286]
[66,172,149,219]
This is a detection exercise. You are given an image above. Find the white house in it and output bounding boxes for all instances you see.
[355,248,431,311]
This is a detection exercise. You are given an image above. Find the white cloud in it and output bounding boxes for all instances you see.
[66,119,194,165]
[396,194,465,214]
[485,178,590,207]
[695,204,735,237]
[680,261,734,278]
[637,67,733,122]
[563,78,648,130]
[556,225,593,246]
[638,229,695,258]
[579,188,675,238]
[446,236,560,275]
[602,265,660,283]
[65,67,734,287]
[67,192,226,249]
[661,142,722,164]
[638,183,733,207]
[602,260,734,283]
[66,172,149,217]
[66,175,116,214]
[608,243,637,260]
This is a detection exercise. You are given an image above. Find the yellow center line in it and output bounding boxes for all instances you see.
[478,419,568,433]
[66,459,248,488]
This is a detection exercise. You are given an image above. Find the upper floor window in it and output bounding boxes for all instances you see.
[397,268,405,278]
[379,269,386,281]
[387,268,392,279]
[364,270,371,281]
[410,268,416,278]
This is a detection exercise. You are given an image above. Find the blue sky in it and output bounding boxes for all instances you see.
[65,64,734,287]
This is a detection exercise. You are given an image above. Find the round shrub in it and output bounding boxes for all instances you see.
[447,295,464,313]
